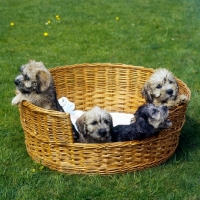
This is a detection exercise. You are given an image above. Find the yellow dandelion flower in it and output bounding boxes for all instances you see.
[48,20,51,24]
[116,17,119,20]
[10,22,14,26]
[31,169,36,172]
[44,32,48,36]
[56,15,59,19]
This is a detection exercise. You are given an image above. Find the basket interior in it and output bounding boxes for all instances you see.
[50,64,155,113]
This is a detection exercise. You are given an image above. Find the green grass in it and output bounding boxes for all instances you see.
[1,0,200,199]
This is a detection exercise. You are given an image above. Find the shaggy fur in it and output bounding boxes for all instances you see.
[112,104,172,142]
[142,68,188,109]
[75,106,113,143]
[12,60,63,111]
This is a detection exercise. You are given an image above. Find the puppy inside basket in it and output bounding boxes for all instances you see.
[58,97,172,143]
[58,97,133,126]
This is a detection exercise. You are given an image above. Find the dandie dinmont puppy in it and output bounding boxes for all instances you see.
[11,60,63,111]
[75,106,113,143]
[142,68,188,109]
[112,104,172,142]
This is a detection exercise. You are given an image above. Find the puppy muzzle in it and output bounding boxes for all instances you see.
[98,129,107,137]
[14,80,33,93]
[14,79,21,86]
[166,89,174,97]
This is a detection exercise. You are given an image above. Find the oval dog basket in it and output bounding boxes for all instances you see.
[18,63,191,175]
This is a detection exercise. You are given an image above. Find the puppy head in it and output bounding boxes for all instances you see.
[14,60,52,94]
[142,68,178,104]
[145,104,169,129]
[76,106,113,143]
[135,104,171,129]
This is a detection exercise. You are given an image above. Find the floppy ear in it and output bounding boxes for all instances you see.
[142,82,153,103]
[75,114,87,136]
[136,117,154,138]
[135,117,147,134]
[108,114,113,129]
[36,70,52,93]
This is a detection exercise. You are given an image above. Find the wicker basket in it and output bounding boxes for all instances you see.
[18,63,191,175]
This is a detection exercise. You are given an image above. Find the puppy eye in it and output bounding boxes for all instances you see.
[91,121,97,125]
[156,84,162,89]
[24,75,30,81]
[104,119,109,124]
[169,80,173,84]
[153,109,157,114]
[152,109,158,115]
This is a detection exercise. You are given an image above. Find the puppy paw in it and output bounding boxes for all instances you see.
[166,101,176,110]
[159,119,172,129]
[165,119,172,128]
[177,94,189,104]
[11,95,20,105]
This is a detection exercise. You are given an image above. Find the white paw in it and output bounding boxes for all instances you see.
[11,96,19,105]
[166,120,172,127]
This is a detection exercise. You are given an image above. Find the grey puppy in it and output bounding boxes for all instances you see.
[142,68,188,109]
[75,106,113,143]
[11,60,63,111]
[112,104,172,142]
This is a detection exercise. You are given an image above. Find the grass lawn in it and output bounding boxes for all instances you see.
[1,0,200,199]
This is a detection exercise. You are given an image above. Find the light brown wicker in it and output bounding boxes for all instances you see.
[18,63,191,175]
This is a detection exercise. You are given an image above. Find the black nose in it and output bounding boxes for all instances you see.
[99,129,107,137]
[166,89,173,95]
[14,79,20,86]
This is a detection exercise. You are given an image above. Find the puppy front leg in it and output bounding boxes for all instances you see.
[11,94,22,105]
[158,119,172,129]
[175,94,189,106]
[165,100,177,110]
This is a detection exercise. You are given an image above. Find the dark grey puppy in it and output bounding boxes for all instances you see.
[112,104,172,142]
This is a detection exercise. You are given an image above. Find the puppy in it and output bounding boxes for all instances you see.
[75,106,113,143]
[142,68,188,109]
[11,60,63,111]
[112,104,172,142]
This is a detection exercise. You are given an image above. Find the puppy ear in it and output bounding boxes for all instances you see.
[142,82,153,103]
[108,114,113,129]
[75,114,87,136]
[36,70,51,93]
[136,117,154,138]
[135,117,147,134]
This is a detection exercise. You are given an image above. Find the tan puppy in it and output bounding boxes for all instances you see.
[142,68,188,109]
[75,106,113,143]
[11,60,63,111]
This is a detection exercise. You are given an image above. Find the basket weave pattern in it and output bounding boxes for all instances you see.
[18,63,190,174]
